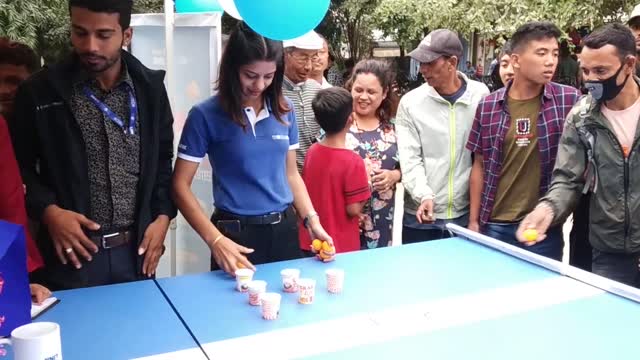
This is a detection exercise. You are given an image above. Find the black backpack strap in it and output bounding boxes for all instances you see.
[574,98,598,194]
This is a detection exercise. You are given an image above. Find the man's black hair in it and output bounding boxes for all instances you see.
[583,23,636,61]
[69,0,133,30]
[0,39,39,73]
[511,21,561,52]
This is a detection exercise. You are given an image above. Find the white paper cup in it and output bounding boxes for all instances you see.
[235,268,254,292]
[248,280,267,306]
[325,269,345,294]
[0,322,62,360]
[260,292,282,320]
[280,268,300,293]
[297,278,316,304]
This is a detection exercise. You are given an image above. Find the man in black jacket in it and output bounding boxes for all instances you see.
[11,0,176,290]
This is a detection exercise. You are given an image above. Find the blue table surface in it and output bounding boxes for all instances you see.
[6,235,637,359]
[5,280,201,360]
[156,237,561,345]
[307,292,640,360]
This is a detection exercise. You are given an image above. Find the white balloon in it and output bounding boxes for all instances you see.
[218,0,242,19]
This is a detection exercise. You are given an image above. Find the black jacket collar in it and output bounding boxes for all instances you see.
[45,50,165,103]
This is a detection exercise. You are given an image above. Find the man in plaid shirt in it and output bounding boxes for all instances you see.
[466,22,580,260]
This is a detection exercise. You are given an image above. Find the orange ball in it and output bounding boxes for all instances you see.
[311,239,322,252]
[319,249,335,262]
[321,241,335,253]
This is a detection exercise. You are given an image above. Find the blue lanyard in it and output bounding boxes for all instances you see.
[83,85,137,135]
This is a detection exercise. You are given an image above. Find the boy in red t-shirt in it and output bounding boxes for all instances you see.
[299,88,371,253]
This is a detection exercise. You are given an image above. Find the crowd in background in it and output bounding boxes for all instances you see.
[3,0,640,305]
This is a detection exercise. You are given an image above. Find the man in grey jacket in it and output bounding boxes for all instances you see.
[396,29,489,244]
[518,24,640,286]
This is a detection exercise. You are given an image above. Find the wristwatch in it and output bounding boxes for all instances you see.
[303,211,319,229]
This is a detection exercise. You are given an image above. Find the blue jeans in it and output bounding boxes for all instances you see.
[483,222,564,261]
[591,249,640,287]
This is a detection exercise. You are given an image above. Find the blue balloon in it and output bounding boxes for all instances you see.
[175,0,222,13]
[234,0,330,41]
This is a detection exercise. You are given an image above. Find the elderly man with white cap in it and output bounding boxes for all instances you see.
[283,31,324,172]
[396,29,489,244]
[628,4,640,75]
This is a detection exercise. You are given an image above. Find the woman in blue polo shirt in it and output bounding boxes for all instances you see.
[172,22,332,274]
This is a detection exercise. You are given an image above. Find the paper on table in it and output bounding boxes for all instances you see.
[31,297,59,319]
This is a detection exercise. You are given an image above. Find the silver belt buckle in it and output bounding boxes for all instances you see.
[268,212,282,225]
[102,232,121,249]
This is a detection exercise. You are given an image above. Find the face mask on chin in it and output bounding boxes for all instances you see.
[584,63,630,102]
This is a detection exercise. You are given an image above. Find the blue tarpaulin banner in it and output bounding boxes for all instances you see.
[0,220,31,337]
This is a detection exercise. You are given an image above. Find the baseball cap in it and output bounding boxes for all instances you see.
[629,4,640,25]
[408,29,463,63]
[282,31,324,50]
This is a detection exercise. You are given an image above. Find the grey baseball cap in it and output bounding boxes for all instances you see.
[408,29,463,63]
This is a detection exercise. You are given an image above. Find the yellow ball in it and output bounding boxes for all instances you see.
[311,239,322,252]
[523,229,538,242]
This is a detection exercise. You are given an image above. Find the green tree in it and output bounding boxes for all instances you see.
[0,0,169,63]
[372,0,633,50]
[373,0,427,55]
[133,0,165,14]
[317,0,380,63]
[0,0,69,62]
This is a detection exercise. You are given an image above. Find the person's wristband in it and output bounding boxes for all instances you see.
[211,234,224,248]
[303,211,319,229]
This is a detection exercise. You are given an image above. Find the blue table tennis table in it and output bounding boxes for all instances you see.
[156,224,640,359]
[7,224,640,359]
[4,280,206,360]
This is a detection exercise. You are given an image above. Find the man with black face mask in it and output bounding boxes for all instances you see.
[517,23,640,287]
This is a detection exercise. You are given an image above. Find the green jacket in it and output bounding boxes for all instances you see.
[542,91,640,253]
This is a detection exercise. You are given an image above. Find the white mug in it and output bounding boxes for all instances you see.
[0,322,62,360]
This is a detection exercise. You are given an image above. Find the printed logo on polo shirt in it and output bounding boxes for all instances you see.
[515,117,532,147]
[272,135,289,141]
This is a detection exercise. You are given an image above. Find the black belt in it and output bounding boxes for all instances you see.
[214,208,290,225]
[88,229,133,249]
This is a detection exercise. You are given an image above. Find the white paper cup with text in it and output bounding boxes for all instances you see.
[260,292,282,320]
[248,280,267,306]
[280,268,300,293]
[235,268,254,292]
[0,322,62,360]
[297,278,316,304]
[325,268,345,294]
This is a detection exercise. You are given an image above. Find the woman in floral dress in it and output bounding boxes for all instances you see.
[345,60,401,249]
